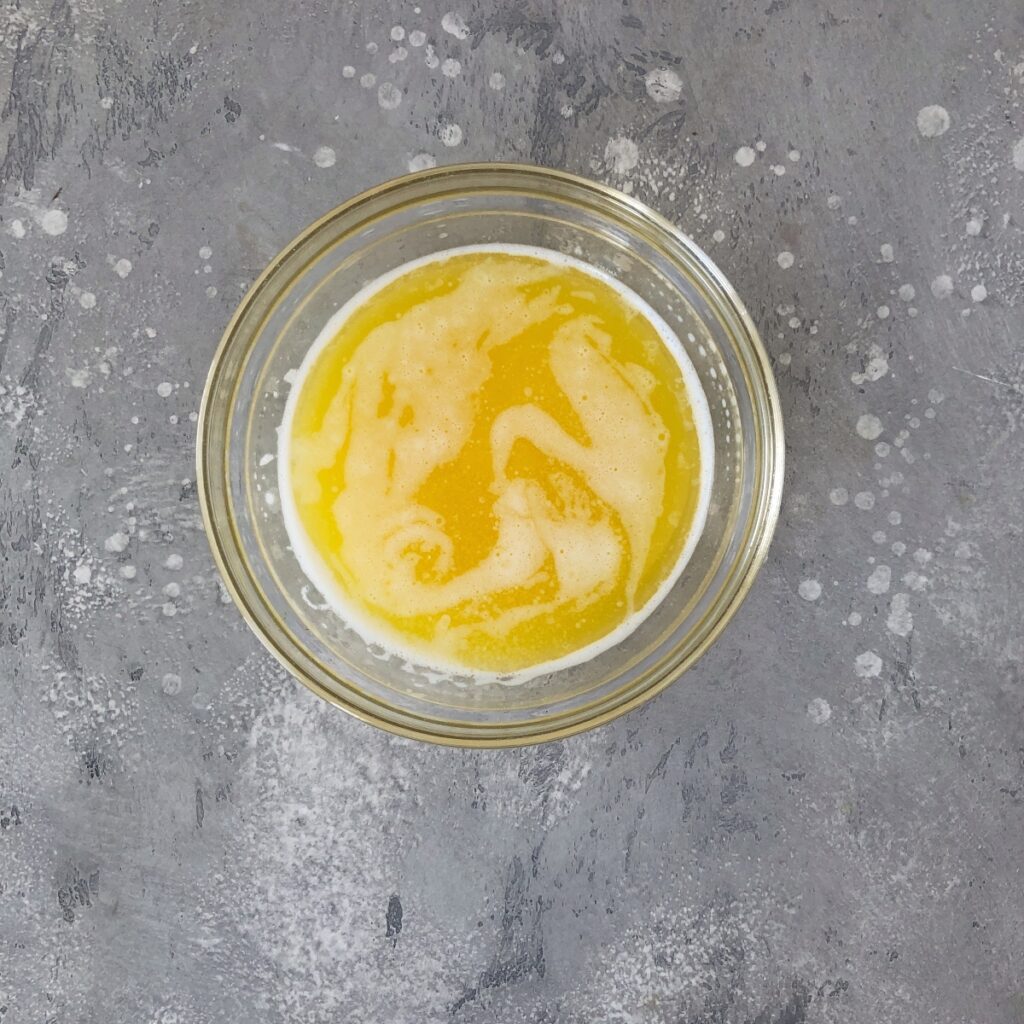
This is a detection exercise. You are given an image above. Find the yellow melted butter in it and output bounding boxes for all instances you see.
[282,248,710,675]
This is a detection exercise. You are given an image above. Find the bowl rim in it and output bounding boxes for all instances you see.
[196,161,785,748]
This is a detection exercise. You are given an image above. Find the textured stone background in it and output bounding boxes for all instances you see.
[2,1,1024,1021]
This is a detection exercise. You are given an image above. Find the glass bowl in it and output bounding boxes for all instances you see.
[197,163,783,747]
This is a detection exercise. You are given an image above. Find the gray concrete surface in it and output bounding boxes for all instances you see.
[2,1,1024,1020]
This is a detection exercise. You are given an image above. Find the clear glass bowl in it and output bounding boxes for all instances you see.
[197,163,783,747]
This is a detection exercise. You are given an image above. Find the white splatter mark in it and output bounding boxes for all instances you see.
[913,548,933,566]
[788,149,800,162]
[157,382,173,397]
[68,368,91,388]
[119,565,136,580]
[441,58,461,78]
[927,389,944,405]
[551,50,565,65]
[771,164,786,176]
[78,291,96,309]
[112,257,132,278]
[206,286,217,298]
[916,104,950,137]
[854,491,875,511]
[378,82,403,109]
[965,216,983,236]
[389,47,408,63]
[777,251,794,269]
[390,25,405,40]
[439,123,463,147]
[930,274,953,298]
[604,136,639,175]
[162,602,177,617]
[162,673,182,695]
[898,284,915,301]
[163,582,181,599]
[879,242,894,262]
[342,65,355,78]
[827,194,842,209]
[755,140,766,152]
[264,490,277,507]
[644,67,682,103]
[488,71,505,90]
[829,487,848,506]
[734,146,755,167]
[313,146,336,168]
[866,564,891,595]
[970,284,987,303]
[424,45,439,69]
[847,611,862,626]
[165,553,184,570]
[407,152,437,172]
[41,209,68,235]
[712,229,726,243]
[807,698,831,724]
[798,579,822,602]
[9,219,26,238]
[198,245,213,260]
[104,531,129,553]
[360,73,376,88]
[902,571,928,592]
[441,11,469,39]
[887,593,913,636]
[271,142,297,152]
[1012,137,1024,171]
[73,564,92,585]
[409,30,426,47]
[856,413,883,440]
[876,304,890,319]
[855,651,882,678]
[100,96,114,109]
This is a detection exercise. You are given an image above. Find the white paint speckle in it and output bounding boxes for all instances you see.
[78,291,97,309]
[898,284,915,301]
[771,164,786,176]
[488,71,505,90]
[734,146,756,167]
[856,414,883,441]
[113,258,132,278]
[876,304,890,320]
[644,67,683,103]
[441,58,461,78]
[887,593,913,637]
[439,122,463,147]
[313,146,336,168]
[9,219,26,239]
[866,564,891,595]
[104,531,129,554]
[157,382,173,398]
[712,229,726,243]
[917,104,950,138]
[855,651,882,678]
[777,251,794,269]
[903,571,929,592]
[965,216,984,236]
[409,30,426,47]
[342,65,355,78]
[807,698,832,724]
[829,487,849,506]
[788,149,800,162]
[378,82,403,109]
[68,368,91,388]
[73,564,92,585]
[1012,137,1024,171]
[970,284,987,303]
[41,209,68,236]
[930,274,953,298]
[879,242,894,263]
[755,140,767,152]
[165,553,184,571]
[847,611,862,626]
[162,673,182,695]
[441,11,470,39]
[798,579,822,602]
[407,152,437,172]
[360,72,376,88]
[206,286,217,298]
[162,602,177,618]
[604,136,639,176]
[198,245,213,260]
[390,25,405,41]
[118,565,136,580]
[100,96,114,109]
[854,491,875,511]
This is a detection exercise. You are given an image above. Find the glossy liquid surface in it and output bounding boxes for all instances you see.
[281,247,712,677]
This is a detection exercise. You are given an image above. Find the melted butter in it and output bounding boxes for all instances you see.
[281,246,712,676]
